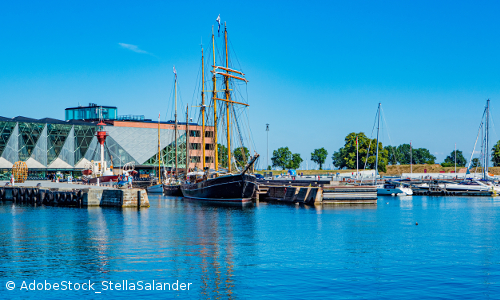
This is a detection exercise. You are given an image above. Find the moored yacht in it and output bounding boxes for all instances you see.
[377,182,413,196]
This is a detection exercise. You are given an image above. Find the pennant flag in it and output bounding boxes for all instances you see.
[216,14,221,37]
[173,66,177,78]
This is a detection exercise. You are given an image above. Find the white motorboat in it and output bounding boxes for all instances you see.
[442,179,500,193]
[147,184,163,193]
[377,183,413,196]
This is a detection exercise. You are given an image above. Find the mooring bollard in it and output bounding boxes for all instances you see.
[137,190,141,207]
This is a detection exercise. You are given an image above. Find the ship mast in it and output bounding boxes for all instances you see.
[374,103,381,185]
[158,113,161,183]
[174,69,178,177]
[211,22,249,173]
[485,99,490,179]
[202,46,206,170]
[224,23,232,173]
[212,26,218,171]
[186,104,189,174]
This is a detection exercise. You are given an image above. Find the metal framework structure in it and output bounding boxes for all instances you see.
[0,118,189,172]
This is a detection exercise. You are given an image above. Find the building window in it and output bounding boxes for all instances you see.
[205,157,213,163]
[191,156,201,163]
[205,131,214,138]
[189,143,201,150]
[189,130,201,137]
[205,144,214,150]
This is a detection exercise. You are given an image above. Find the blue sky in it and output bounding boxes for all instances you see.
[1,1,500,169]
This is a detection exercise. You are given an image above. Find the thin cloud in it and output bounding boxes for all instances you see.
[118,43,149,54]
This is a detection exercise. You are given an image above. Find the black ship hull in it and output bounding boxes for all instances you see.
[163,184,182,196]
[181,174,257,203]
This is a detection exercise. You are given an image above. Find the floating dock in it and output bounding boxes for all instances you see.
[322,185,377,204]
[256,179,377,204]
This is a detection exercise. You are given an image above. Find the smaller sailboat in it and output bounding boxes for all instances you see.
[162,67,182,196]
[444,99,500,193]
[147,112,165,194]
[365,103,413,196]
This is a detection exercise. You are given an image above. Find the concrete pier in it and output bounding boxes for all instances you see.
[0,181,149,207]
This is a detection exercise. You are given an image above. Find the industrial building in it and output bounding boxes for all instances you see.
[0,104,215,179]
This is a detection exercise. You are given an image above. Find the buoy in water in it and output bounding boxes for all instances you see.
[415,222,418,225]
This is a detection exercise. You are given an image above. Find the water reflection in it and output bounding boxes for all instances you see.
[0,196,499,299]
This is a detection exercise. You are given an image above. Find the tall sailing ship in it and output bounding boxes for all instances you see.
[181,21,259,203]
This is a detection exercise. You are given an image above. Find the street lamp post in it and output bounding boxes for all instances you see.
[266,124,269,170]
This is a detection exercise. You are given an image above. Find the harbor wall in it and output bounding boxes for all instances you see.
[0,185,149,207]
[83,188,149,207]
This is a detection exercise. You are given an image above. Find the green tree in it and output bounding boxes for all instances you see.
[397,144,412,164]
[492,140,500,167]
[471,158,480,168]
[233,146,249,168]
[217,144,228,168]
[271,147,302,170]
[332,132,388,172]
[288,153,303,169]
[441,149,466,167]
[385,145,399,165]
[413,148,436,164]
[271,147,292,170]
[311,148,328,170]
[395,144,435,165]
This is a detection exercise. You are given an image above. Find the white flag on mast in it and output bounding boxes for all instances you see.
[216,14,221,37]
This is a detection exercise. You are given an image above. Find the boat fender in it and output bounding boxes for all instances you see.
[37,190,44,205]
[44,192,50,205]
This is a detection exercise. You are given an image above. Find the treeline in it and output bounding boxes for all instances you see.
[266,133,500,171]
[384,145,436,165]
[270,147,329,170]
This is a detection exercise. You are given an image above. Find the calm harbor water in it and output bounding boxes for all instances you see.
[0,195,499,299]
